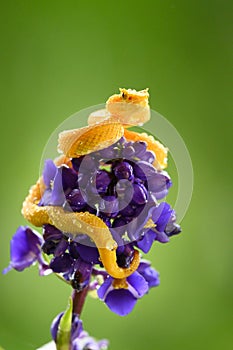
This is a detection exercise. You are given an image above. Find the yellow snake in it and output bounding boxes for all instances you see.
[22,88,167,280]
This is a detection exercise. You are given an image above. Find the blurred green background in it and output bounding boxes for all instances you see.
[0,1,232,349]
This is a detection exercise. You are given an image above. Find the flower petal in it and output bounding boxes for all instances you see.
[43,159,57,188]
[105,289,137,316]
[152,202,172,232]
[97,277,113,300]
[137,261,160,289]
[136,229,156,253]
[7,226,43,272]
[75,244,100,265]
[127,271,149,297]
[50,169,66,206]
[50,253,74,273]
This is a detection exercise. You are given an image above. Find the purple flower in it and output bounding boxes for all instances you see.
[72,154,97,173]
[25,139,179,305]
[38,141,175,251]
[43,159,57,187]
[51,312,83,343]
[148,170,172,200]
[72,332,108,350]
[39,160,78,207]
[97,271,149,316]
[136,202,181,253]
[132,141,147,158]
[69,241,100,265]
[152,202,173,234]
[152,202,181,240]
[132,183,148,204]
[42,222,100,288]
[96,258,160,317]
[66,189,87,211]
[42,224,64,255]
[136,228,157,253]
[132,160,156,181]
[137,260,160,288]
[3,226,49,274]
[113,161,134,181]
[70,258,93,291]
[50,169,66,206]
[50,253,74,274]
[51,312,108,350]
[165,210,182,237]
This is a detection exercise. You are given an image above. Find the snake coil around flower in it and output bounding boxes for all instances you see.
[22,88,169,281]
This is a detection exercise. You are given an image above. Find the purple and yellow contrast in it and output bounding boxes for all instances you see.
[4,88,181,318]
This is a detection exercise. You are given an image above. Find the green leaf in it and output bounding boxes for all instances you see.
[56,297,73,350]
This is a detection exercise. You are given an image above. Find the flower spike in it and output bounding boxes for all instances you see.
[4,87,183,350]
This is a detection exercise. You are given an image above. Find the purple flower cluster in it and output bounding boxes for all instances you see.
[40,137,172,230]
[4,137,181,317]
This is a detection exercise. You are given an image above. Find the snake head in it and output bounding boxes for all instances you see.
[88,88,150,128]
[108,88,149,105]
[106,88,150,127]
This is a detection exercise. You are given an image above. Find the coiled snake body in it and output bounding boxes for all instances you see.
[22,89,167,280]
